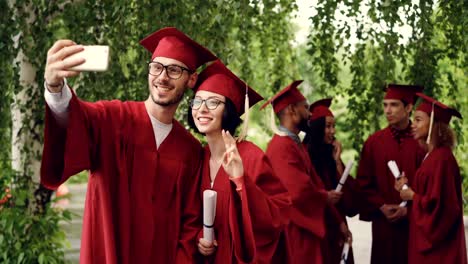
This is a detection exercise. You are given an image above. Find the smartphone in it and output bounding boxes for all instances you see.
[67,45,109,72]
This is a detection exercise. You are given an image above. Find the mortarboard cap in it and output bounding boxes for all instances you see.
[260,80,306,113]
[140,27,217,71]
[195,60,263,115]
[309,98,333,121]
[416,93,462,124]
[384,84,424,105]
[416,92,462,144]
[195,60,264,141]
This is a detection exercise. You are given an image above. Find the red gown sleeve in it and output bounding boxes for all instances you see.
[228,144,291,263]
[41,92,123,189]
[229,176,256,263]
[176,147,204,263]
[329,205,344,226]
[336,160,359,217]
[272,142,327,237]
[356,139,386,220]
[412,156,462,252]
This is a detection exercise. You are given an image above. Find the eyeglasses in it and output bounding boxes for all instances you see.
[190,97,225,110]
[148,61,193,80]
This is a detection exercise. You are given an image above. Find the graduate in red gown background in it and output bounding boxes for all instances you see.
[188,60,290,263]
[356,84,426,264]
[304,98,357,264]
[41,28,217,263]
[262,81,330,264]
[395,93,467,264]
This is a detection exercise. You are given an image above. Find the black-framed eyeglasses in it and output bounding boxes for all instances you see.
[190,97,225,110]
[148,61,193,80]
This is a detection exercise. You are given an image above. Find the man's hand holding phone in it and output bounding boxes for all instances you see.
[44,40,109,93]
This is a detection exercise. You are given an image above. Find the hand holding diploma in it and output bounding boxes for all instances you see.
[203,190,217,242]
[335,160,354,192]
[199,190,218,256]
[388,160,408,207]
[340,242,350,264]
[340,224,352,264]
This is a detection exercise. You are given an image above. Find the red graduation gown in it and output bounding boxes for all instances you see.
[266,135,327,264]
[319,163,358,264]
[40,93,203,263]
[200,141,290,264]
[356,126,425,264]
[409,147,467,264]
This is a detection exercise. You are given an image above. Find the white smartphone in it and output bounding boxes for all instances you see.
[67,45,109,72]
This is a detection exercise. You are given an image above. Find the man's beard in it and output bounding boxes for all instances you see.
[150,90,185,106]
[298,118,309,133]
[149,81,186,106]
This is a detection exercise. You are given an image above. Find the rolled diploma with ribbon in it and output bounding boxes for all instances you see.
[335,160,354,192]
[387,160,408,207]
[203,190,217,242]
[340,242,350,264]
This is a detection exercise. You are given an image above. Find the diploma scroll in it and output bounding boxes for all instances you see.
[387,160,408,207]
[335,160,354,192]
[203,190,217,242]
[340,242,350,264]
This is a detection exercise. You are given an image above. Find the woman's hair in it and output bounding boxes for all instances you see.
[303,117,337,187]
[187,97,242,135]
[431,121,456,149]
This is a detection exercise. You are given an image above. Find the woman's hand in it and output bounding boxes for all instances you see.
[400,188,414,201]
[332,139,342,161]
[198,238,218,256]
[339,222,353,246]
[221,130,244,178]
[394,172,408,192]
[327,190,343,205]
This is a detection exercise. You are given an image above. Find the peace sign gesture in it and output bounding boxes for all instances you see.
[221,130,244,179]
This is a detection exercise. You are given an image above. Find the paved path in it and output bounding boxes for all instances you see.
[61,184,468,263]
[59,184,86,264]
[347,214,468,263]
[347,216,371,263]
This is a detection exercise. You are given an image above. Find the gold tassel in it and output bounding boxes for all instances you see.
[237,82,250,142]
[269,107,287,136]
[426,102,435,145]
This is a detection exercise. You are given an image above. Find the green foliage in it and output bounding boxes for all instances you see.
[0,199,71,264]
[65,171,88,184]
[0,167,70,263]
[0,0,15,186]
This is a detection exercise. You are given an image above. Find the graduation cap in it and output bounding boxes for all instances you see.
[384,84,424,105]
[140,27,217,71]
[195,60,263,141]
[260,80,306,135]
[309,98,333,121]
[260,80,306,113]
[415,92,462,144]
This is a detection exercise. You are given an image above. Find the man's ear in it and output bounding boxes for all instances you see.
[405,103,413,114]
[187,72,198,89]
[287,104,296,115]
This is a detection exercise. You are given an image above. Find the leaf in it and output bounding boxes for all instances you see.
[17,252,24,264]
[38,253,44,264]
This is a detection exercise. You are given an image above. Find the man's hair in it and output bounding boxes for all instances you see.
[431,121,456,149]
[276,101,303,120]
[276,107,287,119]
[384,98,409,107]
[187,97,242,135]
